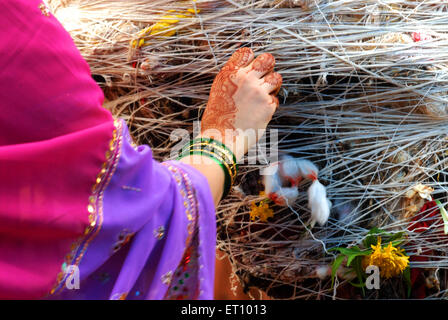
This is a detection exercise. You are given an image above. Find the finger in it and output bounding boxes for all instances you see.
[269,95,280,109]
[246,53,275,78]
[261,72,282,94]
[223,47,254,71]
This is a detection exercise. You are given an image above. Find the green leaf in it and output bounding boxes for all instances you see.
[329,246,371,267]
[435,200,448,235]
[363,228,385,247]
[391,239,405,247]
[363,236,376,248]
[348,280,366,288]
[388,231,404,242]
[367,227,386,235]
[346,254,357,267]
[363,227,405,248]
[346,250,372,267]
[403,266,412,298]
[331,254,345,288]
[329,247,348,255]
[353,256,367,296]
[331,246,365,256]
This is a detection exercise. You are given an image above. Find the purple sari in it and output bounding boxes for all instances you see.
[53,121,216,300]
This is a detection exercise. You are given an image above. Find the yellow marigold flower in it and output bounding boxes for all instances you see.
[362,237,409,279]
[249,193,274,222]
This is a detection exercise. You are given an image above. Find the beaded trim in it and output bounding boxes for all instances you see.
[39,2,50,17]
[110,292,128,300]
[49,119,124,295]
[164,231,200,300]
[162,163,199,248]
[161,163,201,299]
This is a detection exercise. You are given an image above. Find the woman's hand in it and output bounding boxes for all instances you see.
[181,48,282,204]
[200,47,282,161]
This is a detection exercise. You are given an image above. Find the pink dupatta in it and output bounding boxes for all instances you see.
[0,0,115,298]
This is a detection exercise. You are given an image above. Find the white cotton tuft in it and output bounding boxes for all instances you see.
[262,163,282,195]
[296,159,319,180]
[307,180,331,227]
[262,161,299,206]
[315,265,331,280]
[278,156,320,185]
[274,187,299,206]
[278,155,300,181]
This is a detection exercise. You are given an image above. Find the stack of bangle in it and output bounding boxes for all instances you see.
[177,137,238,199]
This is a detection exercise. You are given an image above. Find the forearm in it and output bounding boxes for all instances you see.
[178,47,281,207]
[179,154,225,206]
[178,132,245,206]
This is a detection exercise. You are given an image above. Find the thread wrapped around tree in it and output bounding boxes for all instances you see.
[48,0,448,299]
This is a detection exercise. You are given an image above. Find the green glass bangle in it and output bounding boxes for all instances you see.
[189,137,238,170]
[177,137,238,200]
[189,148,236,182]
[180,139,238,176]
[178,150,232,199]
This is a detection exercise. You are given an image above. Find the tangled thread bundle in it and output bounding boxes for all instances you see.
[48,0,448,299]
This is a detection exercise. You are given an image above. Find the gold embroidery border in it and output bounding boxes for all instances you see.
[49,119,124,295]
[162,163,199,248]
[162,163,200,299]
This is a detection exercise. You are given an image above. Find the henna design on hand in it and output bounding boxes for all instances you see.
[250,53,275,76]
[201,47,254,136]
[222,47,254,72]
[263,72,283,94]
